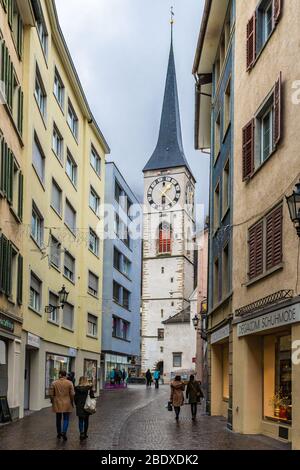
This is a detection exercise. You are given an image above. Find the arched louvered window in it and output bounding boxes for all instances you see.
[159,223,172,254]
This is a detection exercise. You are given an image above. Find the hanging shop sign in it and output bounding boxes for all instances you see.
[237,303,300,337]
[0,314,14,333]
[27,332,40,349]
[211,324,230,345]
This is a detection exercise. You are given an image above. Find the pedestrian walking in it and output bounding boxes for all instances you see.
[74,376,95,440]
[67,371,75,387]
[49,370,75,441]
[145,369,152,387]
[153,369,160,389]
[170,375,185,421]
[110,368,115,385]
[186,375,203,420]
[122,369,127,384]
[115,369,122,385]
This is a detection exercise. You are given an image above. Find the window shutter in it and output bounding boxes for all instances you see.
[0,234,4,292]
[273,0,282,24]
[274,73,282,147]
[8,0,13,29]
[266,205,283,271]
[246,13,256,70]
[7,149,13,204]
[18,88,23,135]
[18,16,23,58]
[242,119,255,180]
[18,171,23,220]
[248,221,264,279]
[17,254,23,305]
[0,138,5,194]
[6,240,12,297]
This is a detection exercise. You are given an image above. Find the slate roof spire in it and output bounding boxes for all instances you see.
[143,19,193,176]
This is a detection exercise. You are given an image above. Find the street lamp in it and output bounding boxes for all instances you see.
[45,285,69,314]
[192,314,199,329]
[286,182,300,237]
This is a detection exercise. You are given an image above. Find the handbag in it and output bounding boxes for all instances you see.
[84,390,97,415]
[167,401,173,412]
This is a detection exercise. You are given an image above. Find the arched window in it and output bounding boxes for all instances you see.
[159,223,172,254]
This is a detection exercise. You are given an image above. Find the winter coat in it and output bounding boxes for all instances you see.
[74,385,95,417]
[170,380,185,407]
[153,371,160,380]
[50,377,75,413]
[186,381,203,404]
[146,371,152,381]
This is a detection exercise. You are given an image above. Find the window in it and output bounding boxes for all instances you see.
[158,329,164,341]
[89,186,100,216]
[62,302,74,330]
[122,320,130,340]
[54,68,64,109]
[112,316,120,338]
[11,0,23,58]
[36,15,48,57]
[222,344,229,400]
[0,235,22,302]
[214,111,221,160]
[213,258,220,306]
[48,292,59,324]
[161,267,165,274]
[173,353,182,368]
[223,160,230,215]
[34,66,46,118]
[89,228,99,256]
[113,248,122,271]
[161,309,164,318]
[33,135,45,184]
[29,272,42,312]
[159,223,172,254]
[90,146,101,176]
[64,251,75,282]
[123,289,130,310]
[127,198,133,219]
[66,150,77,186]
[123,226,131,249]
[9,245,18,303]
[52,124,63,161]
[123,257,131,277]
[87,314,98,337]
[11,156,23,220]
[171,277,174,283]
[213,183,220,232]
[160,347,164,353]
[51,179,62,216]
[50,235,61,269]
[67,100,78,139]
[248,205,282,281]
[224,78,231,136]
[222,244,230,297]
[257,99,274,165]
[65,199,76,234]
[31,203,44,247]
[113,281,121,303]
[114,213,121,237]
[88,271,99,297]
[115,181,122,204]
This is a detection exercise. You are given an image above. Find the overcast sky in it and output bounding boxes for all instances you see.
[56,0,209,218]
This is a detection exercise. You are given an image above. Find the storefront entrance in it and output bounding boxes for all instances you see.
[0,339,8,397]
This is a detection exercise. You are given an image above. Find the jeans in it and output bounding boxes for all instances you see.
[191,403,197,417]
[78,416,89,434]
[155,379,159,389]
[56,413,70,435]
[174,406,180,419]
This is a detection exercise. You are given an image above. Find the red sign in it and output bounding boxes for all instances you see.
[192,357,196,363]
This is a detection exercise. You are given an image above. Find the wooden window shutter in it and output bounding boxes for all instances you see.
[18,16,23,58]
[242,119,255,180]
[266,205,283,270]
[17,87,23,135]
[2,140,8,197]
[274,73,282,147]
[6,240,12,297]
[0,138,5,193]
[8,0,13,29]
[248,221,264,279]
[273,0,282,25]
[7,149,13,204]
[246,13,256,70]
[17,254,23,305]
[0,234,8,293]
[18,171,23,220]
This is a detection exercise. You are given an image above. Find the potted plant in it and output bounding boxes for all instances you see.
[269,391,282,418]
[269,389,290,419]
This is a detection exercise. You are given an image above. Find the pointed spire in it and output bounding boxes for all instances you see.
[143,13,192,175]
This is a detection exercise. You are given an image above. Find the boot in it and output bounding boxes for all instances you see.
[61,432,67,441]
[80,432,85,441]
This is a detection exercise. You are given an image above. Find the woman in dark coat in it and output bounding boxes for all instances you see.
[74,376,95,440]
[186,375,203,420]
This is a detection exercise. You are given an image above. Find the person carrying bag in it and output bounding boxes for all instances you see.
[74,377,96,440]
[186,375,203,421]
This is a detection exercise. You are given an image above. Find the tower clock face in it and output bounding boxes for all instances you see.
[147,176,181,211]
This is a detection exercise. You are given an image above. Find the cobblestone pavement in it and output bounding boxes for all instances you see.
[0,385,290,450]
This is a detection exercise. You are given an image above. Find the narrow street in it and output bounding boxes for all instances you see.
[0,386,290,451]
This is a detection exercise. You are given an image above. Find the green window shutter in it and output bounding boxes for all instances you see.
[6,240,12,297]
[0,138,5,193]
[17,253,23,305]
[3,140,8,197]
[18,16,23,58]
[17,87,23,135]
[7,149,13,204]
[2,0,8,13]
[8,0,13,29]
[18,171,23,220]
[0,234,8,293]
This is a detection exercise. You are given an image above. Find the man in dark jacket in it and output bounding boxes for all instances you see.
[186,375,203,420]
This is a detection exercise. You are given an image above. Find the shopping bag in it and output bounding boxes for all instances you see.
[84,392,97,414]
[167,401,173,412]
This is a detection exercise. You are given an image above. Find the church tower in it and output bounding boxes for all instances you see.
[141,21,196,378]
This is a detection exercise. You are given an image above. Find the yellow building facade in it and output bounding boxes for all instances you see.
[0,0,34,420]
[19,0,109,415]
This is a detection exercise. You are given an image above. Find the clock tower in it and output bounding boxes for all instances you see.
[141,28,196,378]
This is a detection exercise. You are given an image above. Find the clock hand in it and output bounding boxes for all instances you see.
[158,187,173,204]
[161,183,172,196]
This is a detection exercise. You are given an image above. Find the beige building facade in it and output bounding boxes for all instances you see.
[194,0,300,449]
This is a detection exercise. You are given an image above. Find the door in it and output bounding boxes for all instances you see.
[0,340,8,396]
[24,350,30,410]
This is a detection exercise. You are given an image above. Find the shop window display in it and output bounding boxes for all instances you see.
[45,353,71,397]
[84,359,98,392]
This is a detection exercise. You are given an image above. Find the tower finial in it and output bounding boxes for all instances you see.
[170,6,174,41]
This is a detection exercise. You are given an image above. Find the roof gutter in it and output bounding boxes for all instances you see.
[192,0,212,75]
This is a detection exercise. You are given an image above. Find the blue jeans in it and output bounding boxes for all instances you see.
[78,416,89,434]
[56,413,70,434]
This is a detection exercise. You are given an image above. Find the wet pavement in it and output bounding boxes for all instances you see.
[0,385,290,450]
